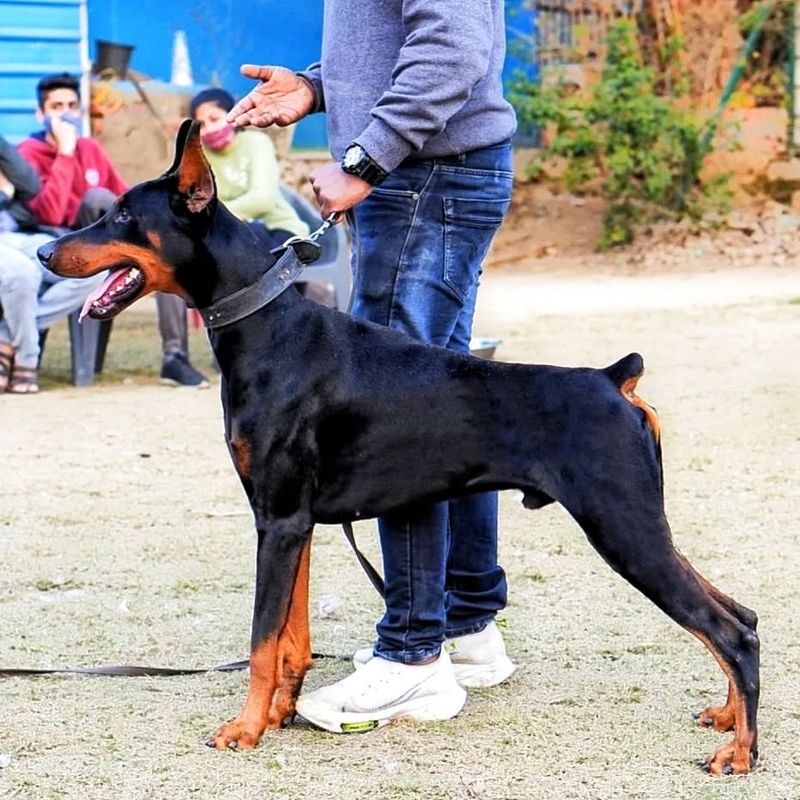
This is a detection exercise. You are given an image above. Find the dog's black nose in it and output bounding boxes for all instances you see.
[37,242,54,265]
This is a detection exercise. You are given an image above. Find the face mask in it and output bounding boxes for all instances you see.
[201,123,236,152]
[44,112,83,136]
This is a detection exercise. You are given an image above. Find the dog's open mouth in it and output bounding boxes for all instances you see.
[79,265,146,321]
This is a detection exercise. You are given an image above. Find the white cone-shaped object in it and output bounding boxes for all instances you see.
[171,30,193,87]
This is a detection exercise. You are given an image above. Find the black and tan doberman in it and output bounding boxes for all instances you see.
[38,121,760,775]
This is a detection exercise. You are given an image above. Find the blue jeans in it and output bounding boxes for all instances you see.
[349,140,514,663]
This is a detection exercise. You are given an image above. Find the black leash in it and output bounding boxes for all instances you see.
[342,521,385,598]
[0,660,251,678]
[0,651,356,679]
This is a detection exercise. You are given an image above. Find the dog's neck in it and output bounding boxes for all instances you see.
[178,204,291,310]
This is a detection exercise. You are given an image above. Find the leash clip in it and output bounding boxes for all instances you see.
[281,213,339,249]
[279,212,340,264]
[307,212,341,243]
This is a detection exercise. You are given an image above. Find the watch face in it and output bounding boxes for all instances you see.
[343,145,364,169]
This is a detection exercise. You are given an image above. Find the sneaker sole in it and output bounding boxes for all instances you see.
[295,684,466,734]
[450,657,516,688]
[159,377,210,389]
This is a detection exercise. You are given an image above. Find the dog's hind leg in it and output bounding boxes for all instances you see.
[568,491,760,775]
[673,554,757,734]
[570,357,760,769]
[209,524,313,750]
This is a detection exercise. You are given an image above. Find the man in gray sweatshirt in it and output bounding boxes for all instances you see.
[228,0,517,732]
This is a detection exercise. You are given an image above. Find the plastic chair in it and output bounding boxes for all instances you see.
[279,185,352,311]
[37,313,113,387]
[65,313,113,386]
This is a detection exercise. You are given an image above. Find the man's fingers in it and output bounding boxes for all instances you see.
[274,112,298,127]
[240,64,275,81]
[230,110,276,129]
[226,95,257,123]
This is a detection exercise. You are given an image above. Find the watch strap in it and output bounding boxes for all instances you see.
[342,145,387,186]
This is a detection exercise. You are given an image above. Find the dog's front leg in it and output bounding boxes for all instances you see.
[209,527,313,750]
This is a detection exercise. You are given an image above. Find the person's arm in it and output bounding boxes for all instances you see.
[91,140,128,195]
[355,0,495,173]
[0,136,40,201]
[223,134,281,221]
[17,139,79,226]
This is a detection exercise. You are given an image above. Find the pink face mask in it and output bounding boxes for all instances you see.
[201,123,236,151]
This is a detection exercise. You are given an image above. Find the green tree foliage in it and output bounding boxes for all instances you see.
[510,20,731,250]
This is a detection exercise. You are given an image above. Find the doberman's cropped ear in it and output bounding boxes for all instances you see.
[170,119,216,214]
[163,119,194,176]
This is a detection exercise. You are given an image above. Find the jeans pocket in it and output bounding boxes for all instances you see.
[442,196,511,301]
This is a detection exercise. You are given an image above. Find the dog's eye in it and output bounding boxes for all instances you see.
[114,209,131,224]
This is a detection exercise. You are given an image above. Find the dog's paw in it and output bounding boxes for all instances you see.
[206,718,265,751]
[695,703,736,732]
[701,742,755,776]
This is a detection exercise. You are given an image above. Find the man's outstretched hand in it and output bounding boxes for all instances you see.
[226,65,315,128]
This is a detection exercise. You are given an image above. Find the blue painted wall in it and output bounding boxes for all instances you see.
[87,0,327,148]
[504,0,539,145]
[87,0,537,150]
[2,1,537,149]
[0,0,87,143]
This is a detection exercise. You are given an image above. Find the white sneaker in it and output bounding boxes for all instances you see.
[295,650,466,734]
[353,621,516,689]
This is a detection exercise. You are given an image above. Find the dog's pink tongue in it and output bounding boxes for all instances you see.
[79,269,124,322]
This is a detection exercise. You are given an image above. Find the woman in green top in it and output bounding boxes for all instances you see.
[189,88,309,247]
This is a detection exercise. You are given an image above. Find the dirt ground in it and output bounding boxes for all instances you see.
[0,241,798,798]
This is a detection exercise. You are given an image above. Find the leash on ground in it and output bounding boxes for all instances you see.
[0,525,383,678]
[0,653,352,679]
[0,217,388,681]
[1,529,382,679]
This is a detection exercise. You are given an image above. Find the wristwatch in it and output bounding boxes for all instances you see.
[341,143,388,186]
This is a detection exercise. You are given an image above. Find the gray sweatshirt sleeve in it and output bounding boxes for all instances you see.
[296,62,326,114]
[356,1,494,172]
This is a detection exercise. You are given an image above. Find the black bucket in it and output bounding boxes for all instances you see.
[93,40,135,79]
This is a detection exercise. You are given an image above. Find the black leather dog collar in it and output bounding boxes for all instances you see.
[198,245,308,329]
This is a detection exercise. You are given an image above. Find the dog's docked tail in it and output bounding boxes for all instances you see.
[603,352,643,390]
[604,353,663,496]
[603,353,660,442]
[606,352,661,443]
[604,352,663,496]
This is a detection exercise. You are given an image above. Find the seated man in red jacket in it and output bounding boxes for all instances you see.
[18,72,208,388]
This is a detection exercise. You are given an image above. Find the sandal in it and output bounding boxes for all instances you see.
[7,364,39,394]
[0,343,13,392]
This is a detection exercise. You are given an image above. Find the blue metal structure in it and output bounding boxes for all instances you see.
[505,0,539,85]
[87,0,326,149]
[87,1,538,150]
[504,0,539,145]
[0,0,88,143]
[1,1,538,150]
